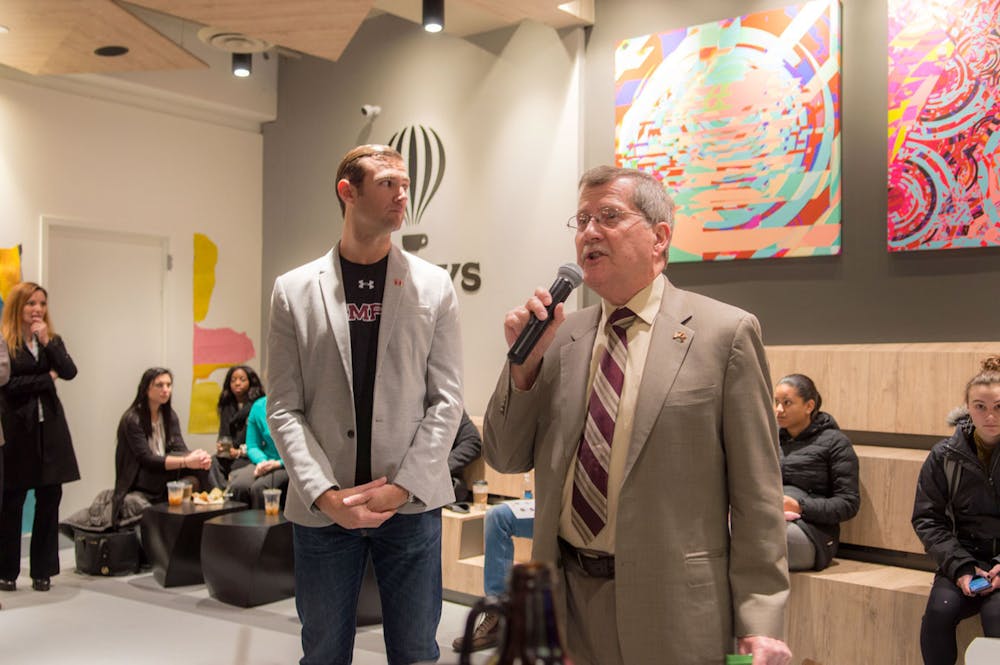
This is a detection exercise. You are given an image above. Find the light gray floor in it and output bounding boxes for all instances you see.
[0,541,493,665]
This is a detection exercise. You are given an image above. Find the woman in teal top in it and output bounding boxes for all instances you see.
[228,396,287,510]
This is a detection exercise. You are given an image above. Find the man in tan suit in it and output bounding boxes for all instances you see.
[483,166,791,665]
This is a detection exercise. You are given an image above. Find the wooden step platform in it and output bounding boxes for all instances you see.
[788,559,982,665]
[442,506,532,596]
[841,445,928,554]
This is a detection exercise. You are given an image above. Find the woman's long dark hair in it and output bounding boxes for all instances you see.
[217,365,265,413]
[129,367,174,442]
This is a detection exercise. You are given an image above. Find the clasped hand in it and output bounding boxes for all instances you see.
[315,477,409,529]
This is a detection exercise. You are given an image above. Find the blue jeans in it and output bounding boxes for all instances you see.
[483,503,535,597]
[293,510,443,665]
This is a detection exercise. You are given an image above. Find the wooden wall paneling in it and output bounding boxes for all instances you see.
[840,445,927,554]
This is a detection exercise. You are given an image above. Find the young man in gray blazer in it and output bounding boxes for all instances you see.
[485,166,792,665]
[267,144,463,665]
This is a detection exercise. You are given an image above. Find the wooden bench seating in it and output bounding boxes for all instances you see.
[788,559,981,665]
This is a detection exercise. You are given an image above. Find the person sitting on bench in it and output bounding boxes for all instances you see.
[773,373,860,571]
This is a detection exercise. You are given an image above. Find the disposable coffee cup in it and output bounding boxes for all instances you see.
[472,480,488,512]
[263,488,282,516]
[167,481,185,507]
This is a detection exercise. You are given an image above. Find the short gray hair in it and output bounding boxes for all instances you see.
[579,166,675,232]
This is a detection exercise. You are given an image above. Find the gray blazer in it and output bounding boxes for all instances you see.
[0,336,8,446]
[484,277,788,664]
[267,244,463,526]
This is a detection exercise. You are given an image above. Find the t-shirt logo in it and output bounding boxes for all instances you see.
[347,302,382,322]
[358,279,375,289]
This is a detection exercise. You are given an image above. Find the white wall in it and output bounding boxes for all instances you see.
[262,16,584,415]
[0,75,264,514]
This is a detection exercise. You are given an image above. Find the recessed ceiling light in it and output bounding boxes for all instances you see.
[95,45,129,57]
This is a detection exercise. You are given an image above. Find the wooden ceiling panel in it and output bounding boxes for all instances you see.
[130,0,378,61]
[0,0,205,75]
[0,0,592,78]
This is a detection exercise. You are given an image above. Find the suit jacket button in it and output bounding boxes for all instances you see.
[347,429,355,438]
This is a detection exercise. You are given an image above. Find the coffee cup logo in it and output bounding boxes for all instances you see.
[402,234,429,252]
[388,125,446,227]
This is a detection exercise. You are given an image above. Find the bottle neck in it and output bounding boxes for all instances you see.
[494,564,569,664]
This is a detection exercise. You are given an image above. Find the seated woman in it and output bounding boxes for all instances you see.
[208,365,265,489]
[913,356,1000,665]
[774,373,860,571]
[113,368,212,516]
[228,395,287,510]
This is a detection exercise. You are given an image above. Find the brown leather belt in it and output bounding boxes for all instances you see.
[558,537,615,579]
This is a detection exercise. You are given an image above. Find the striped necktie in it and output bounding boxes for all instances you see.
[571,307,637,542]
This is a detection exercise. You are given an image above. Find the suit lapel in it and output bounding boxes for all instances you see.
[623,279,694,482]
[318,246,354,383]
[375,246,407,376]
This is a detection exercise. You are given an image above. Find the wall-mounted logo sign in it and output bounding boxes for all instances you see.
[388,125,446,228]
[388,124,481,293]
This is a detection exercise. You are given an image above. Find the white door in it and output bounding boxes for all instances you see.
[43,220,167,518]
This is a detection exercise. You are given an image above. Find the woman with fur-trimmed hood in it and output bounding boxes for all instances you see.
[912,355,1000,665]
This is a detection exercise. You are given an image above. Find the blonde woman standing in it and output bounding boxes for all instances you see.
[0,282,79,593]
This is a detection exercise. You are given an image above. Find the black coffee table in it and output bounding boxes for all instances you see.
[141,501,247,587]
[201,510,294,607]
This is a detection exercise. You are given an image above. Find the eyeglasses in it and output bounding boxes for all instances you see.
[566,207,646,231]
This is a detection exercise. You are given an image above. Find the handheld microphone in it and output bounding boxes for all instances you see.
[507,263,583,365]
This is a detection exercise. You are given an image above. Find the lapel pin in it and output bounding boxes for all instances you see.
[672,331,687,343]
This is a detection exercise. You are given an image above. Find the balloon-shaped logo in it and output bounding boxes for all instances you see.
[388,125,446,226]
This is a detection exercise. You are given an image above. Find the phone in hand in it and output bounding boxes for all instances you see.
[969,576,991,593]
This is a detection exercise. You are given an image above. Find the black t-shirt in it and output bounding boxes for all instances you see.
[340,253,388,485]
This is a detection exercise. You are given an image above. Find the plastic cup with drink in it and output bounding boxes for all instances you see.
[166,481,185,507]
[263,488,282,516]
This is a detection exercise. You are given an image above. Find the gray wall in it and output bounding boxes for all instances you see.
[583,0,1000,344]
[261,15,583,413]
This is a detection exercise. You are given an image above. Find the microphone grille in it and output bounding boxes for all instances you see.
[557,263,584,287]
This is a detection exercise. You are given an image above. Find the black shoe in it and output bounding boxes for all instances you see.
[31,578,50,591]
[0,579,15,592]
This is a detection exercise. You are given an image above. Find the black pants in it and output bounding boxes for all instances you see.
[920,572,1000,664]
[0,484,63,580]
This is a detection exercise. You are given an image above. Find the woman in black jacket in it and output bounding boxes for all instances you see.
[113,368,211,518]
[912,356,1000,665]
[207,365,264,489]
[774,373,860,571]
[0,282,79,592]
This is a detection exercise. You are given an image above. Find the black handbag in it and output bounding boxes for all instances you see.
[73,527,141,576]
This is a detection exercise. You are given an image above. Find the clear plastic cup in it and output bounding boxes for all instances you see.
[262,488,282,516]
[167,481,185,507]
[181,479,193,501]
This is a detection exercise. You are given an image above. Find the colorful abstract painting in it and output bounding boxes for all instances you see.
[888,0,1000,252]
[615,0,842,262]
[188,233,256,434]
